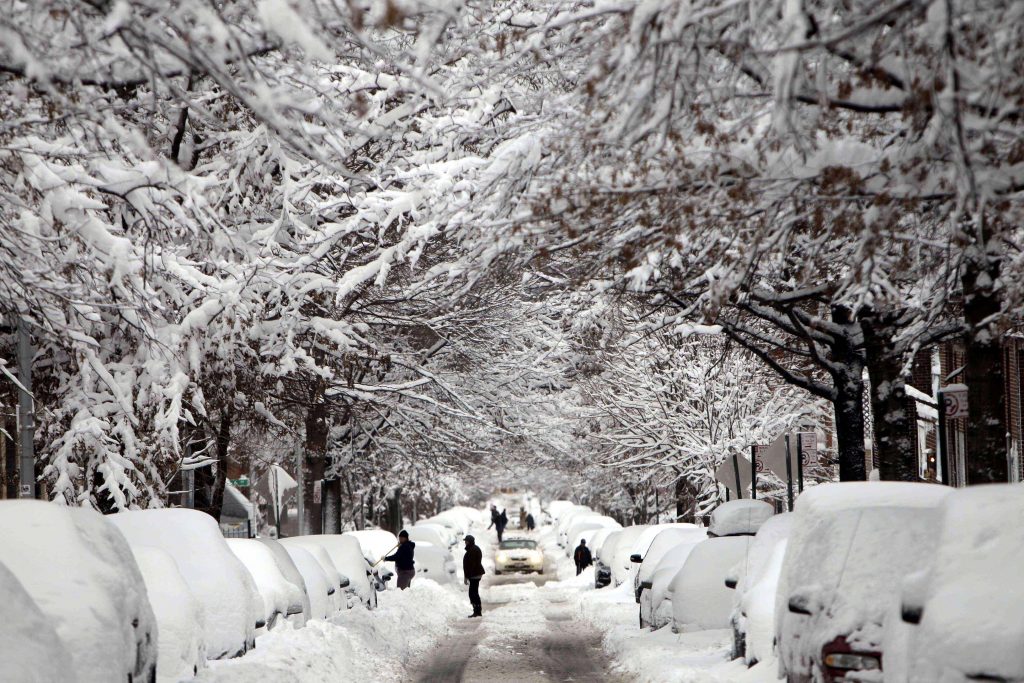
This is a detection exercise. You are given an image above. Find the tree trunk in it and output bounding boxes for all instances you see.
[674,477,697,523]
[323,479,342,534]
[831,307,868,481]
[862,310,918,481]
[208,406,233,522]
[385,488,403,535]
[962,247,1008,483]
[302,396,328,534]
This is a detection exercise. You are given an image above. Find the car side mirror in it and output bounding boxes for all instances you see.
[900,570,928,624]
[788,585,823,616]
[725,576,738,590]
[630,554,642,563]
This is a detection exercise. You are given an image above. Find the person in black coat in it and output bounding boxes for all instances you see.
[525,513,536,531]
[463,534,485,617]
[573,539,593,576]
[384,530,416,589]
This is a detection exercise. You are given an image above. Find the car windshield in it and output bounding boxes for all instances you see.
[499,540,537,550]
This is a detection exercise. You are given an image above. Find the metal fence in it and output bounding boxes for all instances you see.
[220,520,253,539]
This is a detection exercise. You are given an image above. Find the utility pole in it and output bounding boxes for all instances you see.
[295,443,304,536]
[16,318,35,499]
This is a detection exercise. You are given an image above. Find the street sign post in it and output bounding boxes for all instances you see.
[229,476,250,488]
[715,453,754,500]
[937,384,967,486]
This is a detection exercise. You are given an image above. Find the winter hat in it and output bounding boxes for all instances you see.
[464,534,475,544]
[399,529,409,539]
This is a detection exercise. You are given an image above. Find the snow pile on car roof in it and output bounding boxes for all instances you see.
[708,499,773,537]
[227,539,304,629]
[671,535,754,631]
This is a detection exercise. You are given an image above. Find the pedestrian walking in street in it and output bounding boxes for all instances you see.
[526,512,536,531]
[573,538,593,576]
[488,505,509,543]
[384,529,416,590]
[463,534,485,617]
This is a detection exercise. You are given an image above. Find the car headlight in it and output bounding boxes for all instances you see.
[496,552,508,563]
[823,653,880,670]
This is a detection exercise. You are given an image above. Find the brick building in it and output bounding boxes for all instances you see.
[880,336,1024,485]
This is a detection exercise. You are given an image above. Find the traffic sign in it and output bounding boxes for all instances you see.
[942,385,968,419]
[229,476,250,488]
[715,453,753,499]
[798,432,818,466]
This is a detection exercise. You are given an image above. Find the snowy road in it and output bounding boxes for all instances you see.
[412,568,624,682]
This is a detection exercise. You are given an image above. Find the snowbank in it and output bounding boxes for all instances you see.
[194,580,464,682]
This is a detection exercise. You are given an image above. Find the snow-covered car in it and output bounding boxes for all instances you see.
[413,543,459,584]
[641,536,707,629]
[255,537,312,623]
[609,524,651,586]
[494,538,545,574]
[555,506,594,547]
[0,560,75,683]
[564,516,620,557]
[129,545,206,682]
[775,482,949,683]
[226,539,306,632]
[281,544,334,620]
[420,515,464,542]
[348,529,399,564]
[588,527,620,562]
[726,512,793,665]
[0,500,158,683]
[629,524,701,600]
[634,527,707,605]
[407,524,451,549]
[281,534,377,609]
[347,529,398,590]
[708,498,774,537]
[893,483,1024,683]
[283,543,348,615]
[594,529,623,588]
[108,507,260,660]
[670,534,755,632]
[547,499,576,523]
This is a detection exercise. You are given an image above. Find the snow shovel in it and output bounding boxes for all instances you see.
[371,543,400,567]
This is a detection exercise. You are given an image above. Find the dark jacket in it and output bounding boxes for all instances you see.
[385,541,416,571]
[463,543,485,579]
[574,544,593,568]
